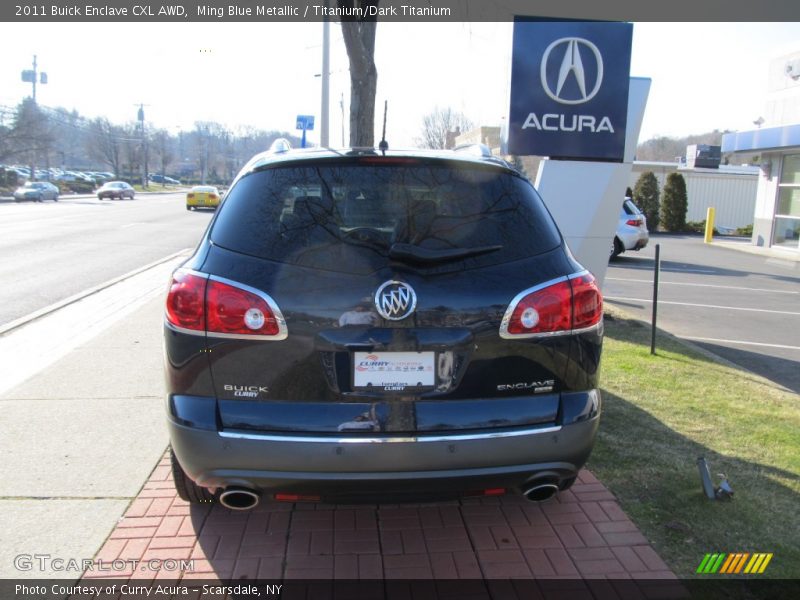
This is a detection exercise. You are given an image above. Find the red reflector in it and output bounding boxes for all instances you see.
[483,488,506,496]
[625,218,641,226]
[165,271,206,331]
[206,279,280,336]
[274,494,321,502]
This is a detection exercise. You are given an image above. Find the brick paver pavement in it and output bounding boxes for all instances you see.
[86,455,678,587]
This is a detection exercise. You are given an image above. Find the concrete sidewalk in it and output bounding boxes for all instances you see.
[0,291,172,578]
[710,236,800,263]
[0,264,677,584]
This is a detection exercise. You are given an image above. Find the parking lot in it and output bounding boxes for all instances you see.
[1,199,795,588]
[0,274,676,587]
[606,234,800,393]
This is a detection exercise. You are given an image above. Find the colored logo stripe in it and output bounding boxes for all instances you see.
[697,553,773,575]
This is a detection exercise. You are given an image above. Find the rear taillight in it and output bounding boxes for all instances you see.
[207,278,283,337]
[570,273,603,330]
[187,193,195,198]
[625,218,642,226]
[166,271,206,331]
[500,271,603,339]
[165,270,287,340]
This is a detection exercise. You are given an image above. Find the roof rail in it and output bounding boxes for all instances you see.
[269,138,292,154]
[452,143,493,158]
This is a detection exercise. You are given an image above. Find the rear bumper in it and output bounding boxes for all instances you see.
[168,393,600,498]
[618,226,649,251]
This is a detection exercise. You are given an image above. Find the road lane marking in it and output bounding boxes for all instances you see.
[610,265,718,274]
[605,296,800,316]
[684,336,800,352]
[606,277,800,295]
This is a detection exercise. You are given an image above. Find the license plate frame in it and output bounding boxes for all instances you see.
[352,351,436,391]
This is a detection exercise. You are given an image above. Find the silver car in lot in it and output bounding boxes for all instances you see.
[611,198,649,258]
[13,181,60,202]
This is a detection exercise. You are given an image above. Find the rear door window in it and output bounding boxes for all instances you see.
[211,161,562,274]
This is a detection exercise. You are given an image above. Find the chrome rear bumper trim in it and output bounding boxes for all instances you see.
[219,425,562,444]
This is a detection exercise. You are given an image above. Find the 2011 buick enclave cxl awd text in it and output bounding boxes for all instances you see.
[164,144,603,509]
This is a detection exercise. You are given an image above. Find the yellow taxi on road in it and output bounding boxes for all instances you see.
[186,185,221,210]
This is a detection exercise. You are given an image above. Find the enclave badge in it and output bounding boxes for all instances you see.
[374,280,417,320]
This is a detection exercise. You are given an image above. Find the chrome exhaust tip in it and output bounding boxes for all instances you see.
[521,482,559,502]
[218,487,260,510]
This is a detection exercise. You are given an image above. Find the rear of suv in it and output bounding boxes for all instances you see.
[611,197,649,258]
[165,146,603,509]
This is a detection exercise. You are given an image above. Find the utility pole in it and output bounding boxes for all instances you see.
[21,55,47,181]
[136,103,150,188]
[340,92,345,147]
[32,55,37,102]
[320,7,330,148]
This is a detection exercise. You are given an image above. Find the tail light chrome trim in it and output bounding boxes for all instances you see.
[164,269,288,341]
[499,270,603,340]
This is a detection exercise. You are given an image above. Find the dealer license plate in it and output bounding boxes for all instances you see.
[353,351,435,390]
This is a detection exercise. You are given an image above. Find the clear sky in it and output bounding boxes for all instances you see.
[0,21,798,147]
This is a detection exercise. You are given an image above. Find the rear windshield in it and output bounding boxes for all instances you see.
[623,199,641,215]
[210,161,561,274]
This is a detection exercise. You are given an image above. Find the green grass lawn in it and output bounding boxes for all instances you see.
[589,308,800,579]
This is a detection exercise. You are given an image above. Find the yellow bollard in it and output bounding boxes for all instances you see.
[704,207,715,243]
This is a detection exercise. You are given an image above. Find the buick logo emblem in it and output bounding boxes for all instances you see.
[374,280,417,321]
[540,37,603,105]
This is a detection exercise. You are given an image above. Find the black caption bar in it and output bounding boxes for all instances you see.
[3,0,800,22]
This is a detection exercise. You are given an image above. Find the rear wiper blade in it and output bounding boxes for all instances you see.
[388,243,503,264]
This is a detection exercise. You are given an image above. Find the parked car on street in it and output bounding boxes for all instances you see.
[185,185,220,210]
[165,145,604,508]
[611,198,649,258]
[13,181,59,202]
[97,181,135,200]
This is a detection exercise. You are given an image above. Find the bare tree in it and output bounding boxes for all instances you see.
[9,98,55,176]
[152,129,175,185]
[339,0,379,147]
[85,118,125,177]
[192,121,227,184]
[121,123,143,181]
[416,107,474,150]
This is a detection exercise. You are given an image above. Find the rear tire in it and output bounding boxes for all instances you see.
[610,237,624,259]
[170,448,215,504]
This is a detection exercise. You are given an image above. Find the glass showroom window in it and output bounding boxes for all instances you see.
[773,154,800,249]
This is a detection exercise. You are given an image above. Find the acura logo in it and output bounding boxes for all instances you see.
[374,280,417,321]
[540,37,603,105]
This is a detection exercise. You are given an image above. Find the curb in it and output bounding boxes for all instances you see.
[709,239,800,263]
[0,248,192,336]
[0,190,186,203]
[603,304,794,393]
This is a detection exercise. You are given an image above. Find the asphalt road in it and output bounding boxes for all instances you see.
[606,234,800,393]
[0,193,213,326]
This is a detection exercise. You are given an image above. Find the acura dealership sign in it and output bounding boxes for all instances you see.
[508,21,633,161]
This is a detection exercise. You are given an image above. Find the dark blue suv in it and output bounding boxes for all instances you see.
[164,145,603,509]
